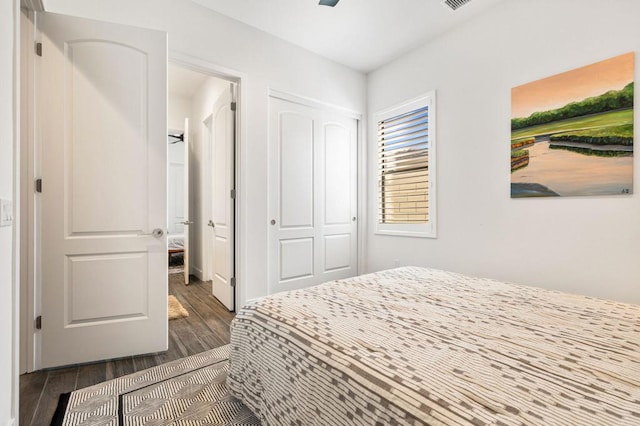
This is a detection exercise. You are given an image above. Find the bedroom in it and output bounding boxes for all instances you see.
[2,0,640,424]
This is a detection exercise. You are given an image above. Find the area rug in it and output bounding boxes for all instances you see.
[50,344,259,425]
[168,252,184,275]
[168,295,189,320]
[168,264,184,275]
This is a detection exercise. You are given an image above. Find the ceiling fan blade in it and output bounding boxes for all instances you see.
[319,0,340,6]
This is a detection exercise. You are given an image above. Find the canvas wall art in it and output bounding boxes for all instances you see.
[511,52,634,198]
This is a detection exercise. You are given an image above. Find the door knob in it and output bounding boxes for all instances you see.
[352,217,356,222]
[139,228,165,238]
[208,220,215,228]
[270,219,276,225]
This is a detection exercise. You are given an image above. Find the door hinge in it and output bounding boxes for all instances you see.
[35,179,42,193]
[230,189,236,199]
[230,102,237,112]
[35,316,42,330]
[230,277,236,287]
[35,42,42,57]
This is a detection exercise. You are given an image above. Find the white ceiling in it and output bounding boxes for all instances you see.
[191,0,505,73]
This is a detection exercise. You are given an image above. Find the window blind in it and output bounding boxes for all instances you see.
[378,105,429,224]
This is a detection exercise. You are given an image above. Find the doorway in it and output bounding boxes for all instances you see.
[20,10,242,372]
[167,62,237,311]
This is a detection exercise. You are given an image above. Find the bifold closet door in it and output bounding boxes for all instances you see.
[268,96,358,294]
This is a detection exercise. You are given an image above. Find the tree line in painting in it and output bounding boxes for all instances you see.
[511,82,633,130]
[510,83,635,175]
[549,123,632,146]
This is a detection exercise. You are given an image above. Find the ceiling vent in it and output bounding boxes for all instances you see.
[442,0,473,11]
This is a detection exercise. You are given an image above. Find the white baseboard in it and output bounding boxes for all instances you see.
[191,266,204,281]
[6,417,15,426]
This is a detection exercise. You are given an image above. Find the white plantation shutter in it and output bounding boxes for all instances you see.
[376,93,436,238]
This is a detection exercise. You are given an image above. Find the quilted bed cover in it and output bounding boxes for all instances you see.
[227,267,640,425]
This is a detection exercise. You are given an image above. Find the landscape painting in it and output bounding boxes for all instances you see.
[511,52,634,198]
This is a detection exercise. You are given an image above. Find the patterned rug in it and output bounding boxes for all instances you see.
[51,345,259,425]
[168,265,184,275]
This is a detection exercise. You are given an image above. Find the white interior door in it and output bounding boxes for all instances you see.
[210,85,235,311]
[268,96,358,294]
[37,12,168,368]
[167,137,184,236]
[183,119,190,285]
[204,116,214,283]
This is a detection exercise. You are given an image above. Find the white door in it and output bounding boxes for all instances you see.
[38,12,168,368]
[268,97,358,294]
[182,119,191,285]
[204,116,215,283]
[210,85,235,311]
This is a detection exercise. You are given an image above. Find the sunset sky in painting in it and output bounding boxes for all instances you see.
[511,52,634,119]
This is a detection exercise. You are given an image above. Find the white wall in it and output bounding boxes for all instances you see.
[168,94,191,134]
[1,0,18,423]
[367,0,640,304]
[43,0,367,306]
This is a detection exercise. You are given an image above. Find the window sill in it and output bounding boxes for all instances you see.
[374,229,437,239]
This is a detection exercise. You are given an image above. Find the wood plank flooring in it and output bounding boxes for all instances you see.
[20,273,235,426]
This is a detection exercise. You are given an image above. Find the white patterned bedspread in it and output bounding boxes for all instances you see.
[227,267,640,425]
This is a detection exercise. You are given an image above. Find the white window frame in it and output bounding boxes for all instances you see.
[375,92,437,238]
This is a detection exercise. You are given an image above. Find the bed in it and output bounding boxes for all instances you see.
[227,267,640,425]
[167,233,184,262]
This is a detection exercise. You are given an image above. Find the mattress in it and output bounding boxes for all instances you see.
[227,267,640,425]
[167,233,184,250]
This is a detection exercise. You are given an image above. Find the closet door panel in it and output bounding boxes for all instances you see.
[269,98,319,292]
[324,123,351,226]
[280,238,314,281]
[279,112,315,229]
[324,234,351,272]
[320,113,358,282]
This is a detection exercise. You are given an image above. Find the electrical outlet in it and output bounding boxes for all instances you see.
[0,199,13,227]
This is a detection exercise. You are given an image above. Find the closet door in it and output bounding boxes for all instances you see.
[268,96,358,294]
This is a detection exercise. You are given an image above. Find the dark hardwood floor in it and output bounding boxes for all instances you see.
[20,272,235,426]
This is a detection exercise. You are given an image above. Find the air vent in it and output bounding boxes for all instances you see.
[442,0,473,11]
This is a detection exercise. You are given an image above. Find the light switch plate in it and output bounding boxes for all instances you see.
[0,199,13,227]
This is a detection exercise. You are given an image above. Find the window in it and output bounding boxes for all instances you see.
[376,93,436,238]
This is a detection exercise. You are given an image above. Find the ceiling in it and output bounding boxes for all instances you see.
[168,63,210,97]
[191,0,505,73]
